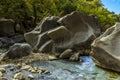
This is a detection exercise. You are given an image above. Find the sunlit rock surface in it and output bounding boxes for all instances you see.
[91,23,120,72]
[24,11,100,53]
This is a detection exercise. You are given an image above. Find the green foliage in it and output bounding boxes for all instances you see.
[76,0,118,31]
[0,0,119,31]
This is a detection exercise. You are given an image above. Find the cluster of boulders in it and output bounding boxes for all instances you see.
[25,11,100,53]
[0,18,25,48]
[1,11,120,73]
[24,11,100,61]
[0,11,100,62]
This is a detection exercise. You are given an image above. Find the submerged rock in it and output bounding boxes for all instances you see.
[91,23,120,72]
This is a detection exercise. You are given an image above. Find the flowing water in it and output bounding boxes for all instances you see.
[0,48,120,80]
[30,56,120,80]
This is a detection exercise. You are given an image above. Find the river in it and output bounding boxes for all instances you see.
[1,56,120,80]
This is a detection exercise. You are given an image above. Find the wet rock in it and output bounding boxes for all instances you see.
[0,77,8,80]
[20,65,31,71]
[0,68,6,73]
[48,55,57,60]
[69,52,81,62]
[0,18,15,36]
[0,71,3,77]
[1,43,32,59]
[13,72,26,80]
[91,23,120,72]
[28,67,45,74]
[59,49,73,59]
[10,66,15,71]
[28,74,35,79]
[16,63,22,69]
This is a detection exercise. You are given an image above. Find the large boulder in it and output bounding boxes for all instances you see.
[91,23,120,72]
[1,43,32,59]
[47,26,73,52]
[58,11,100,35]
[47,26,72,40]
[0,18,15,36]
[52,11,100,52]
[24,16,59,52]
[24,11,100,53]
[24,31,40,47]
[36,16,60,33]
[38,40,53,53]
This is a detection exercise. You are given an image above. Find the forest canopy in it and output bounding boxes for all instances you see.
[0,0,120,31]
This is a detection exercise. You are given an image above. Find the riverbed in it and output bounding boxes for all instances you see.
[0,56,120,80]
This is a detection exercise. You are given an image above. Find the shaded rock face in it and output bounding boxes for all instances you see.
[0,18,15,36]
[59,49,73,59]
[2,43,32,59]
[24,16,60,52]
[91,23,120,72]
[53,12,100,52]
[25,11,100,53]
[0,34,25,48]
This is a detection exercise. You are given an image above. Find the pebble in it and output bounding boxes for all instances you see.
[16,63,22,69]
[10,67,15,71]
[28,74,35,79]
[13,72,24,79]
[20,65,31,70]
[0,77,8,80]
[0,71,3,77]
[0,68,6,73]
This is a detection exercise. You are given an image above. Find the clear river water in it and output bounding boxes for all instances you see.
[0,49,120,80]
